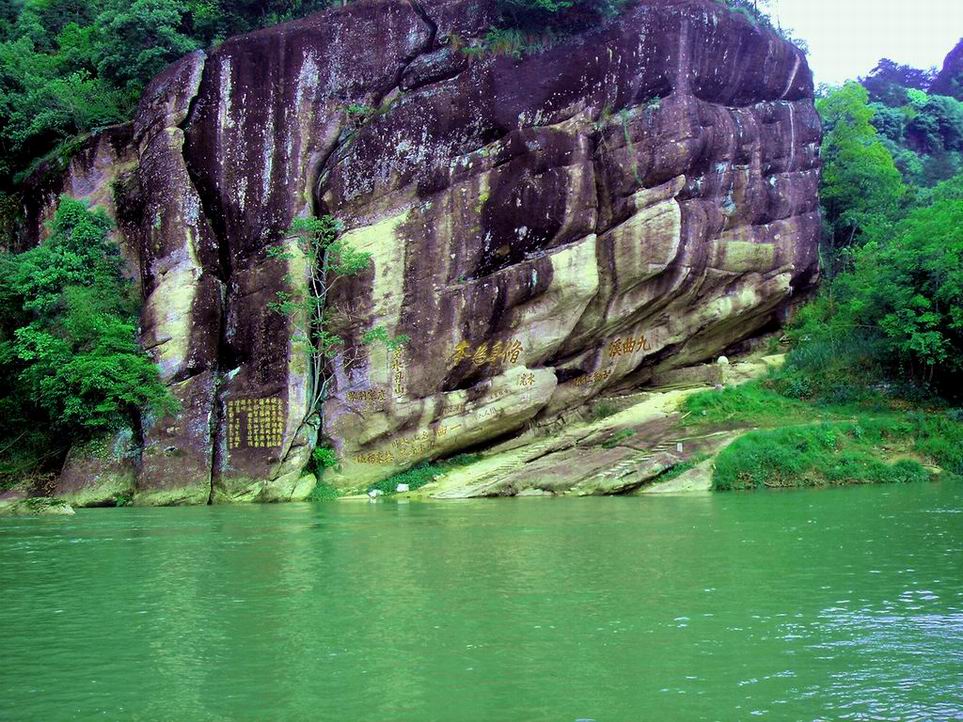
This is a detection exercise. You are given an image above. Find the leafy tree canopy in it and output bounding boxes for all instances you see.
[495,0,629,30]
[0,0,331,190]
[0,196,173,479]
[816,83,905,255]
[861,58,937,106]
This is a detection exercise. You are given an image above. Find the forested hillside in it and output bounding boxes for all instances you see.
[858,56,963,188]
[795,49,963,398]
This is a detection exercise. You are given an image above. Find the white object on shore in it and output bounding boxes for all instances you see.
[367,489,383,498]
[396,483,410,493]
[717,356,730,365]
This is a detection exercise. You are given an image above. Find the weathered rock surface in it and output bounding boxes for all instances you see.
[54,430,138,507]
[416,355,774,499]
[26,0,820,503]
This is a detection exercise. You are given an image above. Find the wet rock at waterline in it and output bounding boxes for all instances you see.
[21,0,820,504]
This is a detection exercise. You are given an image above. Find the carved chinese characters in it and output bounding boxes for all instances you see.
[573,369,613,387]
[449,339,523,368]
[228,397,284,449]
[354,426,450,464]
[607,335,652,358]
[346,388,387,411]
[391,348,406,396]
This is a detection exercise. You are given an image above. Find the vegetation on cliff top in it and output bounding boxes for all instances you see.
[0,0,336,191]
[0,0,798,198]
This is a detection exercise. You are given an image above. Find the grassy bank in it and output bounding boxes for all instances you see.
[682,372,963,491]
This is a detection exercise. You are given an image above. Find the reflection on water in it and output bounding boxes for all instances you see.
[0,482,961,720]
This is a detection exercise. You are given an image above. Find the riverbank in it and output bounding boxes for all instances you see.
[3,348,960,514]
[362,354,963,500]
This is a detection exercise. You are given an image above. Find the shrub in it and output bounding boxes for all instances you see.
[601,428,634,448]
[0,196,173,479]
[311,445,339,471]
[592,400,619,420]
[495,0,629,31]
[308,481,339,502]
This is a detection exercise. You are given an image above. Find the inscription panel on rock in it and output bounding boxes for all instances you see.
[228,397,284,449]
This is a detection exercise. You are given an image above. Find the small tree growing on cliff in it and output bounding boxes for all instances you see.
[267,215,407,438]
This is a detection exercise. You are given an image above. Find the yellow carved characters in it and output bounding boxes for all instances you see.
[391,348,406,396]
[354,425,450,464]
[346,388,386,411]
[449,339,523,367]
[607,335,652,358]
[228,397,284,449]
[574,368,613,387]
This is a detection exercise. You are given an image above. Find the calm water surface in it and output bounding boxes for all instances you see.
[1,482,961,721]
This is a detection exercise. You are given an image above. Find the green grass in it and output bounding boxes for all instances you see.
[712,414,963,491]
[656,454,710,483]
[682,344,963,492]
[591,401,620,421]
[601,429,635,449]
[367,454,483,496]
[682,380,814,427]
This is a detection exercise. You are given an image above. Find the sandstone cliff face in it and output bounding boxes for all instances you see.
[38,0,820,503]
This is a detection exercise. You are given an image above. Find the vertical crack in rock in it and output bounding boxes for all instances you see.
[174,56,229,505]
[408,1,439,48]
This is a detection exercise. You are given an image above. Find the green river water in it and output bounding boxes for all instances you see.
[1,482,961,721]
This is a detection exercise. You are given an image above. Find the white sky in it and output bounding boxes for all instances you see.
[769,0,963,86]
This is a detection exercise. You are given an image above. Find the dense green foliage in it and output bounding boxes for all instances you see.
[859,60,963,188]
[683,376,963,491]
[495,0,628,30]
[805,73,963,396]
[0,196,173,483]
[817,82,905,253]
[0,0,332,189]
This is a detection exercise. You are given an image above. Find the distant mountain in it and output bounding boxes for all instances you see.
[930,38,963,100]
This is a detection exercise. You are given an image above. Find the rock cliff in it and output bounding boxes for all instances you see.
[29,0,820,504]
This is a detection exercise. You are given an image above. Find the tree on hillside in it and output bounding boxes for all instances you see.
[861,58,936,106]
[0,196,174,478]
[841,198,963,386]
[816,83,905,266]
[0,0,339,191]
[495,0,629,29]
[94,0,199,102]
